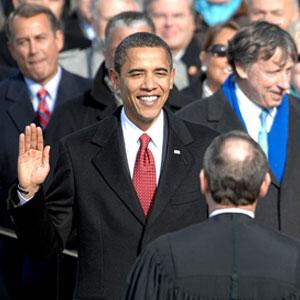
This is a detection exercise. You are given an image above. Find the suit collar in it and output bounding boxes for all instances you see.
[6,73,36,132]
[90,108,196,225]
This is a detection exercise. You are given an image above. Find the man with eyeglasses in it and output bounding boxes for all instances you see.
[177,21,300,241]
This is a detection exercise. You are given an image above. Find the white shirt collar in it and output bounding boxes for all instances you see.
[24,67,62,112]
[202,79,214,98]
[174,49,185,61]
[121,107,164,184]
[121,107,164,148]
[209,208,255,219]
[235,82,276,140]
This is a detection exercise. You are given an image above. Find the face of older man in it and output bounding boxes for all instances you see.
[247,0,299,30]
[148,0,195,56]
[236,47,294,109]
[8,13,63,85]
[95,0,139,41]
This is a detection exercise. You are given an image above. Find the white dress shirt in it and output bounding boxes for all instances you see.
[121,108,164,185]
[24,66,62,113]
[209,207,255,219]
[235,82,276,142]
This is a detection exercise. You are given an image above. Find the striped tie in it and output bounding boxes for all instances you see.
[37,88,50,129]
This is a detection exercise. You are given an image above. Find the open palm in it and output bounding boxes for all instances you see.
[18,124,50,196]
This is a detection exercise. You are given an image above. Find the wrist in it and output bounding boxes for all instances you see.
[17,184,39,199]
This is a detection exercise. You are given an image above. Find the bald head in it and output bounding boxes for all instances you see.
[201,131,270,207]
[247,0,299,30]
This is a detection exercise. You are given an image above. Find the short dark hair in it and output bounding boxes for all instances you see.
[104,11,155,49]
[6,3,62,42]
[202,20,239,52]
[203,131,269,206]
[227,21,298,75]
[114,31,173,74]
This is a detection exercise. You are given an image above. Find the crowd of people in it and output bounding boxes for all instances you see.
[1,0,300,299]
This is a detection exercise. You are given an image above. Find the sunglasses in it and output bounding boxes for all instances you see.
[207,44,228,57]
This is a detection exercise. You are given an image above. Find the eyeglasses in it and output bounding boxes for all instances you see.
[207,44,228,57]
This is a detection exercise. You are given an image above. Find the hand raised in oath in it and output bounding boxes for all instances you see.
[18,123,50,199]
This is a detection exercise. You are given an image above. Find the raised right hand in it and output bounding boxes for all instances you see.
[18,123,50,199]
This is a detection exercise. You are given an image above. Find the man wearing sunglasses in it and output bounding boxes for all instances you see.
[177,21,300,241]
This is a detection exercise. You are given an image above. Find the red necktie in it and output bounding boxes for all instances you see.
[133,134,156,216]
[37,88,50,129]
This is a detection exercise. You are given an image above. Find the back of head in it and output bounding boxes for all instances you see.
[114,31,173,74]
[227,21,298,76]
[203,131,269,206]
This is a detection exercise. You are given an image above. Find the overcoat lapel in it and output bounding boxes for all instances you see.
[208,92,280,188]
[280,98,300,230]
[207,91,244,132]
[147,113,195,226]
[6,74,35,132]
[91,114,146,224]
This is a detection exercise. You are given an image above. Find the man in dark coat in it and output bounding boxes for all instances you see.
[124,131,300,299]
[8,32,217,300]
[0,4,91,299]
[177,21,300,240]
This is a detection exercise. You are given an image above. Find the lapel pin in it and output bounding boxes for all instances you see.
[174,149,181,155]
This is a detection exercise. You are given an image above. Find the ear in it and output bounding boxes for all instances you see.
[55,30,64,52]
[199,169,209,194]
[169,68,175,90]
[109,68,120,90]
[235,63,248,79]
[258,172,271,199]
[199,51,207,65]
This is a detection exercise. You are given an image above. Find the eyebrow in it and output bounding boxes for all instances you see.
[127,67,169,74]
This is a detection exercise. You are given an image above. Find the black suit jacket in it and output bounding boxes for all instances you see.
[9,109,218,299]
[0,69,91,227]
[124,213,300,299]
[176,90,300,239]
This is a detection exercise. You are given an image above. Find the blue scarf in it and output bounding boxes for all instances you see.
[221,75,289,182]
[195,0,242,26]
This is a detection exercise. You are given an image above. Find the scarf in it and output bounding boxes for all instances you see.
[221,75,289,182]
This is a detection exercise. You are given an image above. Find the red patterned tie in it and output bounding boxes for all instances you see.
[133,134,156,216]
[37,88,50,129]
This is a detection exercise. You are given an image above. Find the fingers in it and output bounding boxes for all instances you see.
[19,133,25,156]
[30,123,37,149]
[43,145,51,168]
[37,126,44,151]
[23,123,44,151]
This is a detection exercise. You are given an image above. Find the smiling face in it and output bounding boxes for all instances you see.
[236,47,294,108]
[201,26,237,92]
[247,0,299,30]
[148,0,195,55]
[95,0,139,40]
[111,46,175,130]
[8,13,63,85]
